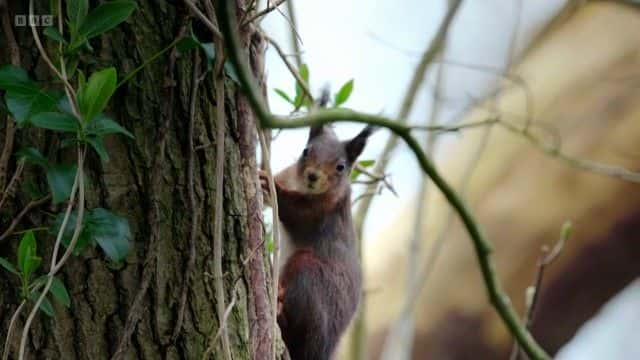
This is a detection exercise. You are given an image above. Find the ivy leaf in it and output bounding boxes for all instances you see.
[274,89,294,105]
[0,65,31,91]
[358,159,375,168]
[51,211,93,254]
[0,257,19,276]
[5,87,61,125]
[50,276,71,308]
[86,136,109,163]
[350,159,375,181]
[17,230,39,280]
[30,291,54,317]
[66,0,88,31]
[43,27,68,44]
[29,112,79,132]
[89,208,132,262]
[334,79,354,107]
[51,208,132,262]
[78,0,137,40]
[176,36,200,52]
[16,147,49,168]
[46,164,77,204]
[77,67,117,123]
[294,64,310,108]
[87,114,134,138]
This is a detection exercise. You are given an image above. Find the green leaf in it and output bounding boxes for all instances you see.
[78,0,137,39]
[23,256,42,281]
[87,114,134,138]
[29,112,79,132]
[17,231,37,274]
[46,164,77,204]
[89,208,132,262]
[30,291,54,317]
[77,67,117,123]
[43,27,68,44]
[5,87,61,125]
[0,65,30,91]
[176,36,200,53]
[294,64,310,109]
[16,147,49,168]
[86,136,109,163]
[334,79,354,107]
[66,0,88,30]
[0,257,19,276]
[350,159,376,181]
[77,70,86,90]
[274,88,294,105]
[51,208,132,261]
[50,277,71,308]
[51,211,93,254]
[224,62,240,84]
[299,63,309,83]
[17,230,35,272]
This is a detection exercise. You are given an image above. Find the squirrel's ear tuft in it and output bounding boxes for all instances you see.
[308,125,325,141]
[345,125,377,163]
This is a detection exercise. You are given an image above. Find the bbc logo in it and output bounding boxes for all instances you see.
[14,15,54,27]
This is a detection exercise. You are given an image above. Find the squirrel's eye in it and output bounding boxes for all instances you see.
[302,148,309,158]
[336,164,345,172]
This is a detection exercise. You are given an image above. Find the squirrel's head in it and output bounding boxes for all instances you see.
[296,124,375,195]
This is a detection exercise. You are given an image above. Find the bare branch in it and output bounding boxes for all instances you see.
[0,195,51,243]
[242,0,287,26]
[265,35,314,104]
[183,0,222,41]
[258,130,282,360]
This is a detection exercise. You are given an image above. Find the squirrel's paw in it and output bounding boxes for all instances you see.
[258,170,273,205]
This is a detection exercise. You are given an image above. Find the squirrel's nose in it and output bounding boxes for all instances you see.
[307,173,319,183]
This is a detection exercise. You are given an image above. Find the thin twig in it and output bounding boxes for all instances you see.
[28,0,80,118]
[0,2,20,192]
[0,195,51,243]
[202,279,241,359]
[265,35,314,104]
[242,0,287,26]
[0,161,24,211]
[284,0,302,67]
[208,20,232,359]
[216,2,550,358]
[2,300,26,360]
[19,148,85,359]
[409,118,498,132]
[510,221,571,360]
[258,130,281,360]
[498,119,640,183]
[183,0,222,41]
[354,164,397,196]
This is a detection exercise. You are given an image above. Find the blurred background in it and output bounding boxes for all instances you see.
[262,0,640,359]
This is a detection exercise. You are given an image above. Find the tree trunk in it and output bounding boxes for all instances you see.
[0,1,276,359]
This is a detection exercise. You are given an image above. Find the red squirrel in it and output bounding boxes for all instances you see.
[261,122,375,360]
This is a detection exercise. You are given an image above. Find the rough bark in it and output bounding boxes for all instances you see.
[0,1,274,359]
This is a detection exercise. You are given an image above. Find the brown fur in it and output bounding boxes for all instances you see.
[263,125,375,360]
